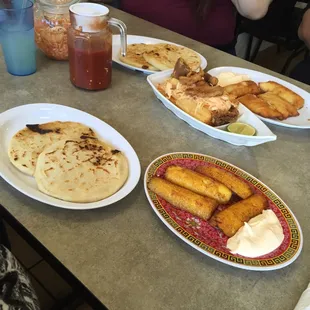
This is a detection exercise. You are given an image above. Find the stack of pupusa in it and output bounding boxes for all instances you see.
[120,43,201,71]
[8,121,128,203]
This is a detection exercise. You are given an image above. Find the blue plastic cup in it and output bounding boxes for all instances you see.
[0,0,36,76]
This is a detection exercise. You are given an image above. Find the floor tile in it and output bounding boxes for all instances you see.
[30,274,54,310]
[5,223,42,268]
[76,303,93,310]
[30,260,72,299]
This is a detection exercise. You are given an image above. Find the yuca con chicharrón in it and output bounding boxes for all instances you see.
[158,59,240,127]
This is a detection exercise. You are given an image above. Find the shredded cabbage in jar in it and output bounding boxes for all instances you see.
[34,14,70,60]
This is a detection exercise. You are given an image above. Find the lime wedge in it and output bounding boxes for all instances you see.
[227,123,256,136]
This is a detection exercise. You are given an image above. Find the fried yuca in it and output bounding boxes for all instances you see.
[195,165,253,199]
[175,98,212,124]
[259,81,304,109]
[148,177,218,220]
[224,81,261,98]
[258,92,299,119]
[165,166,232,204]
[238,94,282,119]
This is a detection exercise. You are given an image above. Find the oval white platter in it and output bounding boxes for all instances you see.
[144,152,303,271]
[112,34,207,74]
[147,70,277,146]
[208,66,310,129]
[0,104,141,210]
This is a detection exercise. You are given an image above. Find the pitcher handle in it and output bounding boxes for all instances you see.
[108,17,127,57]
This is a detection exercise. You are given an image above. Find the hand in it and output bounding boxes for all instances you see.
[298,9,310,49]
[231,0,273,20]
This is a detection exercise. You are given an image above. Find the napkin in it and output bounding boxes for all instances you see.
[294,283,310,310]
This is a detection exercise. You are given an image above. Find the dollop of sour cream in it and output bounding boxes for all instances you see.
[217,72,250,87]
[227,210,284,258]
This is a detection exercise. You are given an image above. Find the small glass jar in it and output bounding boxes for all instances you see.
[67,3,127,90]
[34,0,79,60]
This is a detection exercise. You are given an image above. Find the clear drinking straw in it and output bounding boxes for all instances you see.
[19,0,28,26]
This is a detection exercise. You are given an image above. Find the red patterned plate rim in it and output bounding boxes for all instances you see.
[144,152,303,271]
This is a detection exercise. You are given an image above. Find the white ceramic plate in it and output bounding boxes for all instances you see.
[0,104,141,210]
[208,67,310,129]
[144,152,303,271]
[147,70,276,146]
[112,34,207,74]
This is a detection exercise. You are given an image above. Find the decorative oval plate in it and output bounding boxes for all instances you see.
[0,104,141,210]
[112,34,207,74]
[144,152,303,271]
[147,70,276,147]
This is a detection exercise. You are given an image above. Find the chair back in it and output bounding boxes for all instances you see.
[239,0,298,37]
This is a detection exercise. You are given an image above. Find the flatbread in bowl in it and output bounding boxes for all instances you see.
[119,43,159,71]
[120,42,201,71]
[34,138,128,203]
[8,121,96,176]
[0,104,140,209]
[143,44,201,71]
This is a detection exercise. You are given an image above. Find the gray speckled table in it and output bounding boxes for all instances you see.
[1,6,310,310]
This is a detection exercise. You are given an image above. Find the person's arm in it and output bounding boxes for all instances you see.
[231,0,273,20]
[298,7,310,49]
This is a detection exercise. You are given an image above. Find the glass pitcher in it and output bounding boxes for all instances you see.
[67,3,127,90]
